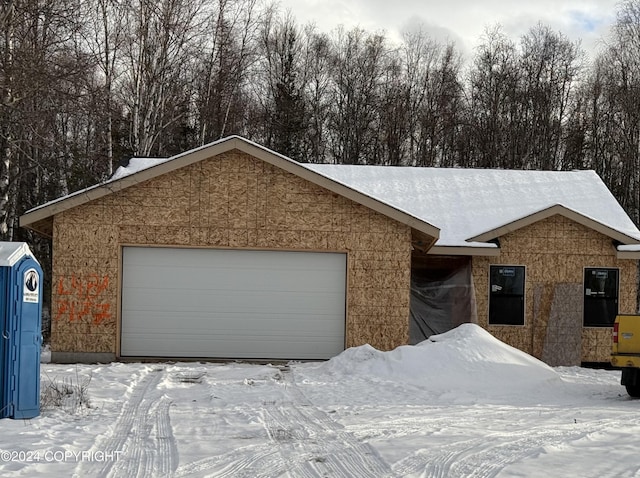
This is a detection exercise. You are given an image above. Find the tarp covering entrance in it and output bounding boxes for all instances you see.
[409,256,477,344]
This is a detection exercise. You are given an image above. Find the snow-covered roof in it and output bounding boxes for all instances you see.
[19,136,440,241]
[0,242,36,267]
[305,165,640,248]
[20,136,640,254]
[112,155,640,248]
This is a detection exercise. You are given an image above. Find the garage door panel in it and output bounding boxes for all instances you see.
[125,250,343,272]
[123,284,344,305]
[123,290,345,315]
[124,332,345,358]
[123,266,344,292]
[125,327,344,342]
[123,314,345,336]
[120,247,346,359]
[125,334,343,359]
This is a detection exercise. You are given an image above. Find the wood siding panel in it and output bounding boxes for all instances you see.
[51,151,415,357]
[473,215,637,365]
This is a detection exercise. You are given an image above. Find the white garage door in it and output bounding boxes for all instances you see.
[120,247,346,359]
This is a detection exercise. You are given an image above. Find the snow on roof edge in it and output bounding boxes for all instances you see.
[618,244,640,251]
[466,202,640,245]
[21,137,640,251]
[22,135,243,216]
[21,137,440,238]
[111,157,168,180]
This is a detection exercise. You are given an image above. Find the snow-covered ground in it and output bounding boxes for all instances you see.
[1,324,638,477]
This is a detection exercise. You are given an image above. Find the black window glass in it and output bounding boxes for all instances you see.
[489,265,525,325]
[584,268,619,327]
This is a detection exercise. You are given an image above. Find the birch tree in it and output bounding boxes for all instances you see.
[401,29,463,167]
[329,28,386,165]
[299,28,332,163]
[519,24,582,170]
[466,26,521,169]
[0,0,16,237]
[1,0,90,238]
[120,0,206,156]
[196,0,261,143]
[81,0,127,177]
[257,10,308,160]
[585,1,640,223]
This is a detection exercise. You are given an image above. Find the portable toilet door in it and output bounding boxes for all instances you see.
[0,244,43,420]
[0,265,8,418]
[8,257,43,419]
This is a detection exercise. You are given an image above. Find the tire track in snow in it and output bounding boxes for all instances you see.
[172,374,289,478]
[154,395,178,476]
[260,368,395,478]
[173,443,287,478]
[262,403,394,477]
[459,420,623,478]
[392,418,632,478]
[174,367,394,478]
[75,367,178,478]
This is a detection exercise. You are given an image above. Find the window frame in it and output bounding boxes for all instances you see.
[488,264,526,326]
[583,267,619,328]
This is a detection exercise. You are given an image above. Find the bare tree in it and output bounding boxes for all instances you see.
[80,0,127,177]
[0,0,92,237]
[257,10,308,160]
[582,1,640,223]
[376,53,409,165]
[401,28,463,167]
[519,23,583,170]
[466,26,521,169]
[0,0,16,237]
[299,27,332,163]
[328,27,387,165]
[120,0,206,156]
[196,0,261,143]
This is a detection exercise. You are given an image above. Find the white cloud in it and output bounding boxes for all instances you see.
[277,0,619,60]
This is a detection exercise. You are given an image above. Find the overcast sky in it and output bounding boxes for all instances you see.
[277,0,620,61]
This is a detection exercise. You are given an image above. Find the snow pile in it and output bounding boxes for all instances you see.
[319,324,563,402]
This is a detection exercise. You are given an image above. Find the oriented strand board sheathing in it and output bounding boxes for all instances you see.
[542,284,583,366]
[353,250,412,263]
[474,215,637,365]
[77,333,113,353]
[50,151,417,357]
[350,305,409,320]
[352,269,410,289]
[349,287,410,308]
[581,328,615,362]
[188,166,205,227]
[532,283,552,358]
[189,227,209,246]
[348,322,408,350]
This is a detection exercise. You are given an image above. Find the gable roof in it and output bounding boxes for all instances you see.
[305,164,640,253]
[19,136,440,242]
[468,204,636,244]
[20,136,640,258]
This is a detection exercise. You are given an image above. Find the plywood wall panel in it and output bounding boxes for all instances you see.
[51,150,416,357]
[473,215,637,365]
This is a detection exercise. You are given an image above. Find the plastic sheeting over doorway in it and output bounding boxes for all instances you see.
[410,256,477,344]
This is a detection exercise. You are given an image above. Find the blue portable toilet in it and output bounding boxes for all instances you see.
[0,242,43,419]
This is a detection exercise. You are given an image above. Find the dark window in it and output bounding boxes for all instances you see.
[584,268,619,327]
[489,265,525,325]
